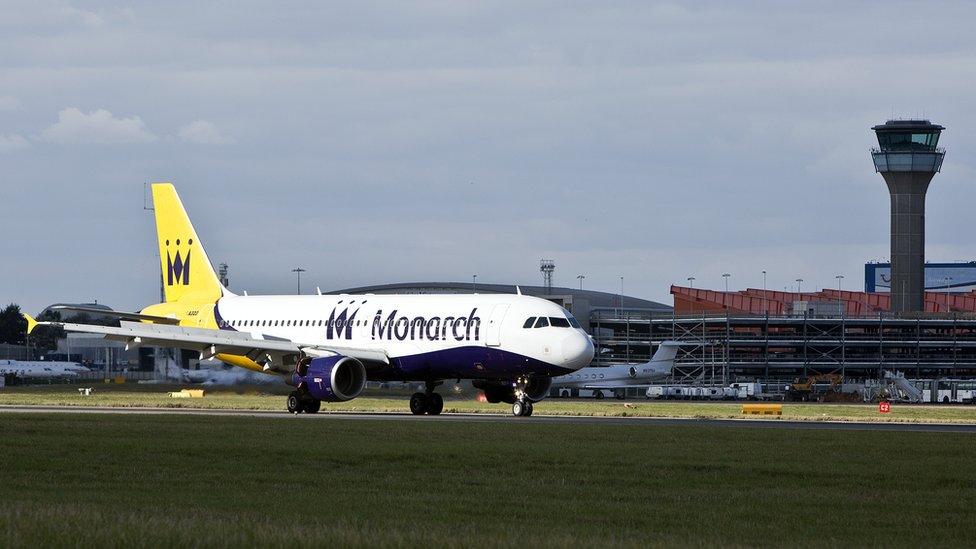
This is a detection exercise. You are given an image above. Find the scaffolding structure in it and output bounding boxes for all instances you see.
[590,308,976,382]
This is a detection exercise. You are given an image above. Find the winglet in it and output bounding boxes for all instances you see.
[515,285,522,295]
[22,313,38,335]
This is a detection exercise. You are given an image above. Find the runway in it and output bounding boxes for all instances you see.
[2,405,975,432]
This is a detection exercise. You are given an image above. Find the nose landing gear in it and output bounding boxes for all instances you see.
[511,376,534,417]
[512,400,533,417]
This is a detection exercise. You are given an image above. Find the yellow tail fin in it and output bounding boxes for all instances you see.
[22,313,38,335]
[151,183,224,304]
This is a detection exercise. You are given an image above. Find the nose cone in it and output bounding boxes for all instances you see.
[561,332,594,370]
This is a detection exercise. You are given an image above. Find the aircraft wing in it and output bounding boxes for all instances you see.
[25,316,389,371]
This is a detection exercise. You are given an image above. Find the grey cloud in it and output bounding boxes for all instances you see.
[0,133,29,152]
[178,120,232,144]
[39,108,157,144]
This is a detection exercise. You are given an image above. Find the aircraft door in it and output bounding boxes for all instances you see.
[485,304,510,347]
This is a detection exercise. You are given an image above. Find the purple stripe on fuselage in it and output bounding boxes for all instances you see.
[213,303,236,331]
[379,346,573,382]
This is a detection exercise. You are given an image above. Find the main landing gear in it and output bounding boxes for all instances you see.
[511,376,534,417]
[287,390,321,414]
[410,381,444,415]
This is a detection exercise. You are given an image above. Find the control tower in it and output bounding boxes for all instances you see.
[871,120,945,312]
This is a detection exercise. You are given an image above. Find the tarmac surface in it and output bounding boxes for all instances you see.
[2,405,976,432]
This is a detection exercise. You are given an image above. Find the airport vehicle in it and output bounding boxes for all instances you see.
[786,374,850,402]
[0,359,90,380]
[919,379,976,404]
[24,183,594,416]
[551,342,679,398]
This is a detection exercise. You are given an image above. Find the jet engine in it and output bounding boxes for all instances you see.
[293,355,366,402]
[475,377,552,404]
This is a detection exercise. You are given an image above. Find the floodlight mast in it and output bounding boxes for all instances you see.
[540,259,555,294]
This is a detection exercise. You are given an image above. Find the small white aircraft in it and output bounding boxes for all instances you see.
[551,341,680,397]
[0,359,91,380]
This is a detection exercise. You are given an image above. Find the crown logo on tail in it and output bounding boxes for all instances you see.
[165,238,192,286]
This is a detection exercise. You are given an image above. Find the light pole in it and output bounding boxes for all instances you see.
[835,274,845,315]
[687,276,695,289]
[795,278,803,294]
[722,273,731,293]
[472,274,477,292]
[944,276,953,312]
[577,274,585,291]
[762,270,768,314]
[619,276,624,308]
[291,267,306,295]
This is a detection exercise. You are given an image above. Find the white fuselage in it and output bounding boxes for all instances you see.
[0,360,90,379]
[552,342,679,389]
[214,292,594,381]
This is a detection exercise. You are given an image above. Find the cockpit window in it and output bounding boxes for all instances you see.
[523,317,536,329]
[566,315,581,328]
[549,317,571,328]
[534,317,549,328]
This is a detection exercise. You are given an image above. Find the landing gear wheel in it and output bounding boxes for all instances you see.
[524,402,534,417]
[287,391,302,414]
[427,393,444,415]
[594,390,604,400]
[410,392,429,415]
[513,400,526,417]
[302,399,321,414]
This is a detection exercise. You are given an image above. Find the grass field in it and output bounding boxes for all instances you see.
[2,384,976,424]
[1,412,975,547]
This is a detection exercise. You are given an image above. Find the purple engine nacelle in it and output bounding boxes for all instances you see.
[293,355,367,402]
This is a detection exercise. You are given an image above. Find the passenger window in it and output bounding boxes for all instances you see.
[534,317,549,328]
[549,317,571,328]
[523,317,536,328]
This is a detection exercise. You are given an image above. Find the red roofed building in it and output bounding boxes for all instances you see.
[671,285,976,316]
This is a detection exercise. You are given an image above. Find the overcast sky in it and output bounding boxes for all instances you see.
[3,1,976,313]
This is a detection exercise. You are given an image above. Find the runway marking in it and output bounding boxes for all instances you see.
[2,405,975,432]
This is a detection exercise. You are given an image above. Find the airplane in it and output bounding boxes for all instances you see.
[0,359,91,380]
[551,341,680,397]
[24,183,594,417]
